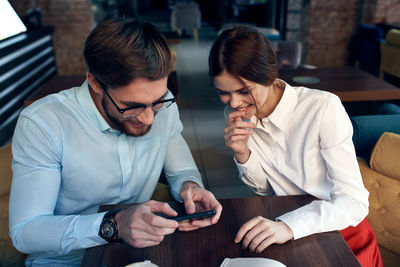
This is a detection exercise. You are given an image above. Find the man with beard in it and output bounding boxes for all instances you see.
[9,17,222,267]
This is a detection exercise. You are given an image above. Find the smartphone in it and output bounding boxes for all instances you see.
[169,210,216,221]
[155,201,216,222]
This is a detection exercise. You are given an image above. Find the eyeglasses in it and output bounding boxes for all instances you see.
[98,81,176,119]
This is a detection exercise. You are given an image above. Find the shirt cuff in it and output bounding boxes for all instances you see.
[276,211,309,240]
[234,150,259,177]
[62,212,108,252]
[169,173,204,202]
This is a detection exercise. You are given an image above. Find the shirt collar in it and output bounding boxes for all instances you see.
[76,80,114,132]
[251,80,298,133]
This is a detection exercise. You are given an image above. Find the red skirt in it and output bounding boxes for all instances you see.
[339,218,383,267]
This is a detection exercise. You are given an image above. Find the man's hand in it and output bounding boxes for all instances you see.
[178,181,222,231]
[115,201,179,248]
[235,216,294,253]
[224,111,256,164]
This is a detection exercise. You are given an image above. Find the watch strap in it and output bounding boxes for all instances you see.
[104,209,121,220]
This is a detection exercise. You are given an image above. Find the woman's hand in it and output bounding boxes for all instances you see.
[224,111,256,164]
[235,216,294,253]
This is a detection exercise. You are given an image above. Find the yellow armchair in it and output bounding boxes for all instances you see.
[0,144,25,266]
[358,132,400,266]
[380,29,400,79]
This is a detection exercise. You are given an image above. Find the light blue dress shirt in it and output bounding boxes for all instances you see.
[9,81,203,266]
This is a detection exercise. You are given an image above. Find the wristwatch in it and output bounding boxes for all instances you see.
[99,209,121,243]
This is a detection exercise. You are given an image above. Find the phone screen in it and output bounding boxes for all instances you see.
[171,210,216,221]
[155,201,216,221]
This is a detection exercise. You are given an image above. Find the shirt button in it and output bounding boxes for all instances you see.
[373,182,380,189]
[378,207,386,214]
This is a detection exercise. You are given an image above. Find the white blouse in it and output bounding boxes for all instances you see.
[234,81,369,240]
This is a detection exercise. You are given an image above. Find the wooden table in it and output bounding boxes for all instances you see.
[81,195,360,267]
[279,67,400,102]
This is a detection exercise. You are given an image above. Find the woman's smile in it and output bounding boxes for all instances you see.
[236,104,250,111]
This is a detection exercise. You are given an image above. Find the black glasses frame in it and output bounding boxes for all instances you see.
[97,80,176,116]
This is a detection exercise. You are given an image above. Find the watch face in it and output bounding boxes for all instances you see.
[101,220,117,239]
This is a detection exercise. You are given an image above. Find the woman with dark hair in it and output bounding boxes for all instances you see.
[209,27,382,267]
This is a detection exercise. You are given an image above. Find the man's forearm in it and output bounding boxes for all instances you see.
[10,213,105,254]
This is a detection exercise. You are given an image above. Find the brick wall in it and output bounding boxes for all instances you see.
[286,0,400,68]
[10,0,94,75]
[285,0,360,68]
[306,0,359,68]
[375,0,400,24]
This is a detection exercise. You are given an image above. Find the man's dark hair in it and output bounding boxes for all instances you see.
[83,17,173,89]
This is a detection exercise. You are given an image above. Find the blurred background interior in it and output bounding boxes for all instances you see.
[1,0,400,192]
[1,1,400,265]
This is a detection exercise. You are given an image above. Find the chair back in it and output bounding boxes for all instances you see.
[270,40,302,69]
[351,114,400,159]
[170,1,201,30]
[0,144,12,197]
[380,29,400,78]
[385,29,400,47]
